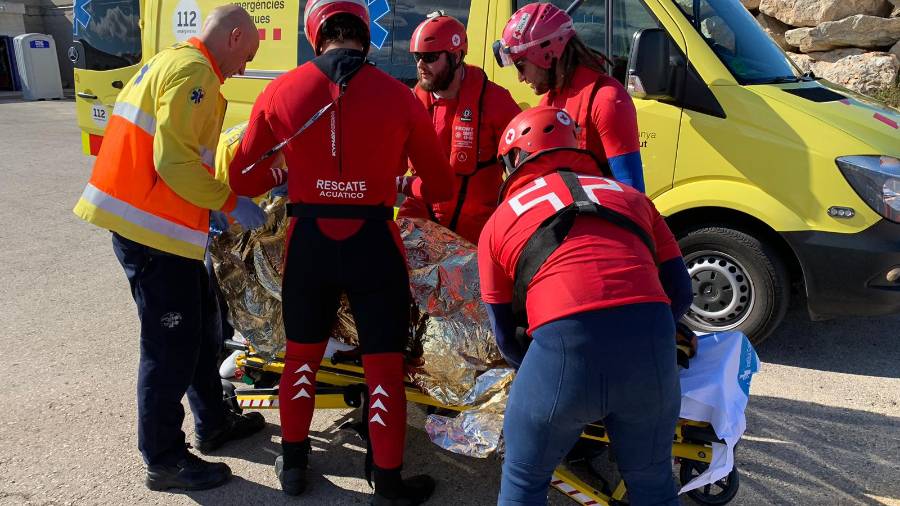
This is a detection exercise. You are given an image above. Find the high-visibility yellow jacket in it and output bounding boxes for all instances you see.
[215,121,247,185]
[215,120,281,205]
[73,38,237,260]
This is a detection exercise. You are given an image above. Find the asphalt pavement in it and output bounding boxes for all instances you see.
[1,99,898,505]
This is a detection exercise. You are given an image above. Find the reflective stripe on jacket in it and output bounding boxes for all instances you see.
[73,38,236,260]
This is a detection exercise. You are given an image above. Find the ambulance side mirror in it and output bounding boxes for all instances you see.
[627,28,680,101]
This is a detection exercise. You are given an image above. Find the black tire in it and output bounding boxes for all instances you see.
[679,460,740,505]
[221,379,242,414]
[678,226,789,344]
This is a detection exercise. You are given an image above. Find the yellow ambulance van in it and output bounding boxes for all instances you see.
[71,0,900,342]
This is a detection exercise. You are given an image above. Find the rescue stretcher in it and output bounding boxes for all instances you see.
[222,339,741,506]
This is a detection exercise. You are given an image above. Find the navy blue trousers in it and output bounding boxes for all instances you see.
[499,303,681,505]
[113,233,226,466]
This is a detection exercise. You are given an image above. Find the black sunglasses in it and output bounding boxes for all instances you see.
[413,52,442,64]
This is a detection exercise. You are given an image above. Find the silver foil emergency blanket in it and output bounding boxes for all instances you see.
[210,195,511,456]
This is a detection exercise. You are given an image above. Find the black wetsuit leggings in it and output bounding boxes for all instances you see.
[281,218,410,353]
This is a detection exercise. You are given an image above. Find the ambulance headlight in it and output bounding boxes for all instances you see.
[837,155,900,223]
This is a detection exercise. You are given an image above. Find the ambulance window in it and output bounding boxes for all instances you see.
[72,0,141,70]
[298,1,470,85]
[610,0,662,84]
[515,0,609,60]
[673,0,799,84]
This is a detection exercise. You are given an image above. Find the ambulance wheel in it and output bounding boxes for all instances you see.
[221,379,242,414]
[679,460,740,505]
[678,226,789,345]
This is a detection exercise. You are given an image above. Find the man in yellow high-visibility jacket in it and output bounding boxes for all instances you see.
[72,5,267,492]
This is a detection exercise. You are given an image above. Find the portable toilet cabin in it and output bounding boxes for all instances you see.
[0,36,21,91]
[13,34,63,101]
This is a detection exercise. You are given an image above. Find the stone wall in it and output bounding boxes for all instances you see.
[744,0,900,95]
[0,1,27,36]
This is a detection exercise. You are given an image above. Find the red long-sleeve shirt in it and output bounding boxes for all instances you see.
[229,50,454,210]
[478,150,682,332]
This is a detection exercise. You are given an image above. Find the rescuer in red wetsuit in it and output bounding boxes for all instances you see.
[227,1,454,502]
[494,2,645,193]
[396,12,521,244]
[479,106,691,505]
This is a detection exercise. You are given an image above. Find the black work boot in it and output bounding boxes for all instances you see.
[276,439,311,496]
[146,450,232,491]
[195,410,266,454]
[372,466,436,506]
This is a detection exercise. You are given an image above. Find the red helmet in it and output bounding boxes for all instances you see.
[493,3,575,69]
[410,13,468,54]
[305,0,370,55]
[498,106,579,175]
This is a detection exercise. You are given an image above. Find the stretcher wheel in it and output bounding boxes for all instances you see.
[679,460,739,505]
[221,379,242,414]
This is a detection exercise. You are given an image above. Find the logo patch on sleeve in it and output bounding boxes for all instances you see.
[190,87,205,104]
[160,312,183,329]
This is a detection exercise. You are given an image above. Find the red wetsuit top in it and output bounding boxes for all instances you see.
[229,49,454,238]
[540,65,644,193]
[540,65,640,162]
[478,149,682,333]
[398,65,521,244]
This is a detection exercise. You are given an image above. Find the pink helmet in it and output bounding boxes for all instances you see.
[305,0,370,55]
[493,3,575,70]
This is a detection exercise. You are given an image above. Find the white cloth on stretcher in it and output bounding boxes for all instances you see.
[678,331,761,494]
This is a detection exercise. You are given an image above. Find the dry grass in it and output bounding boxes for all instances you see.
[871,83,900,110]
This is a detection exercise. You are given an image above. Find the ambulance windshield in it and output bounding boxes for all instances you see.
[673,0,803,84]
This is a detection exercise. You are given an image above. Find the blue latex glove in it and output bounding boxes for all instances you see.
[209,211,229,236]
[228,197,267,230]
[270,183,288,198]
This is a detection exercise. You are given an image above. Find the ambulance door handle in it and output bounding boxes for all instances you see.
[111,80,124,89]
[77,92,98,100]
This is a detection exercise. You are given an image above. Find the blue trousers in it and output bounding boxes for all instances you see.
[113,233,226,466]
[499,303,681,506]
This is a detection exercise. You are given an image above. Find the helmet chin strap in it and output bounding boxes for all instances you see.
[497,149,531,204]
[501,151,518,178]
[502,149,531,178]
